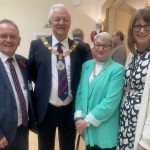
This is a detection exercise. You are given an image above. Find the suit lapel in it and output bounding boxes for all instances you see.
[88,59,112,98]
[0,59,15,99]
[47,35,52,44]
[88,75,100,98]
[46,36,52,69]
[69,39,77,80]
[83,61,96,98]
[46,36,52,78]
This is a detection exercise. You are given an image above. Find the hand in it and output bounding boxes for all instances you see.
[75,119,87,135]
[137,144,146,150]
[0,136,8,148]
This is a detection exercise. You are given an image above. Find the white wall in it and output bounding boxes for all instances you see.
[0,0,105,57]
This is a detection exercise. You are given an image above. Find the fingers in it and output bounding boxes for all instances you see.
[77,128,84,135]
[0,137,8,148]
[75,119,88,135]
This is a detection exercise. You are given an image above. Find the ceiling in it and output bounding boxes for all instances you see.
[126,0,145,9]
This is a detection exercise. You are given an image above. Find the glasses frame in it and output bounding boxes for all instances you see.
[94,44,112,50]
[132,24,150,32]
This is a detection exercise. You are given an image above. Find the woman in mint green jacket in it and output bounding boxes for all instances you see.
[74,32,125,150]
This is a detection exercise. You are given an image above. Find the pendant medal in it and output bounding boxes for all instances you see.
[56,61,65,70]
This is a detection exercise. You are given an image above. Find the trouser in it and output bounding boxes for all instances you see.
[1,125,29,150]
[38,103,76,150]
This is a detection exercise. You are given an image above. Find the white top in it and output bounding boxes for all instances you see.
[89,60,103,82]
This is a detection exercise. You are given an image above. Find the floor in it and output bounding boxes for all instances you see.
[29,131,86,150]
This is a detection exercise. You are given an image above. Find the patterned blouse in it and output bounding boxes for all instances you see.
[118,49,150,150]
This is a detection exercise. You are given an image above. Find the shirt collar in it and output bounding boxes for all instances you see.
[0,51,16,63]
[52,34,69,50]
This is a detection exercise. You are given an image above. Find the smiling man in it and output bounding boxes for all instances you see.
[0,19,34,150]
[28,4,92,150]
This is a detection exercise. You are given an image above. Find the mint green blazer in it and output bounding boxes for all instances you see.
[75,59,125,148]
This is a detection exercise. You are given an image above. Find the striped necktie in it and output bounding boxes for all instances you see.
[57,43,68,101]
[7,58,28,127]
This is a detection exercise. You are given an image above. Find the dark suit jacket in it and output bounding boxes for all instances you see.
[0,54,35,146]
[28,36,92,123]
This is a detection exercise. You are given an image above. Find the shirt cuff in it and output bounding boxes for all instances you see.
[85,113,101,127]
[74,110,82,120]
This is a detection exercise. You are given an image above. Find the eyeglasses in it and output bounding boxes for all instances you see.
[132,24,150,31]
[94,44,111,50]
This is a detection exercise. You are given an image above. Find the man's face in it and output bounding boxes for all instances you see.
[49,7,71,41]
[112,32,119,46]
[0,23,21,56]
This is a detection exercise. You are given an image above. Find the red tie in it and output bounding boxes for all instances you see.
[57,43,68,101]
[7,58,28,127]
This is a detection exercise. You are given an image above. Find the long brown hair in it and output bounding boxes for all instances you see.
[127,7,150,54]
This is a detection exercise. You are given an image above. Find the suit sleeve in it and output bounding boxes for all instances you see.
[0,129,4,140]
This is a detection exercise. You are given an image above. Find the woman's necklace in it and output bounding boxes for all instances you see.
[93,66,97,78]
[92,59,112,78]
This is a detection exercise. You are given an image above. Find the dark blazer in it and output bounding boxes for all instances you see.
[28,36,92,123]
[0,54,35,146]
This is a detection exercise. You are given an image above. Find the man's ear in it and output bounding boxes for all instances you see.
[49,20,52,28]
[18,36,21,46]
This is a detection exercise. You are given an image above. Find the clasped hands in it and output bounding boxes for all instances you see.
[75,119,87,135]
[0,136,8,148]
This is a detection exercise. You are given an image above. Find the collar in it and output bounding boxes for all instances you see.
[52,34,69,51]
[0,52,16,63]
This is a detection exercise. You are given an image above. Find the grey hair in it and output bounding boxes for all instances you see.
[48,4,71,21]
[0,19,19,33]
[94,32,113,46]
